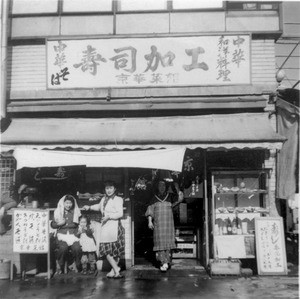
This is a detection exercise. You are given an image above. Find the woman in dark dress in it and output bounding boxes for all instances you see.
[146,180,183,272]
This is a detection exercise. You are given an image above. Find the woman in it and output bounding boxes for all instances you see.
[83,181,125,278]
[146,179,183,272]
[51,194,82,274]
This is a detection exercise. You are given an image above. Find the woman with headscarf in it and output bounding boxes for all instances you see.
[146,179,184,272]
[51,194,82,274]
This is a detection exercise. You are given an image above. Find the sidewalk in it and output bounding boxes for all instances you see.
[0,262,298,299]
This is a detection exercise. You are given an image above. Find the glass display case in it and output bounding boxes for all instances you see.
[211,170,270,259]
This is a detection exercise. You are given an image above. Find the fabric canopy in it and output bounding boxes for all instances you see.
[276,98,299,201]
[1,113,285,151]
[13,148,186,171]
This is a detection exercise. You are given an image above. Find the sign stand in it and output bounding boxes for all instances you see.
[10,208,50,280]
[255,217,288,275]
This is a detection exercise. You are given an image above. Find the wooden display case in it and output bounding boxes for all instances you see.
[211,170,270,259]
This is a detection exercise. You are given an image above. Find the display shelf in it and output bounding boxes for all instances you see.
[211,169,270,259]
[214,191,267,195]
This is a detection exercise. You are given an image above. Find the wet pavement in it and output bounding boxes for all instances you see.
[0,265,298,299]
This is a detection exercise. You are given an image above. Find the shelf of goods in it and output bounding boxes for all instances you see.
[173,227,196,258]
[211,170,269,259]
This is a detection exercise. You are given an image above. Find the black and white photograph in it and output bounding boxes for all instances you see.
[0,0,299,298]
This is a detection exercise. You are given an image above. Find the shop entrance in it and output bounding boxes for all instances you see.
[132,182,205,267]
[130,149,206,267]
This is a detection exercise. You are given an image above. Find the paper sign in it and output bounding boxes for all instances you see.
[13,209,49,253]
[255,217,288,275]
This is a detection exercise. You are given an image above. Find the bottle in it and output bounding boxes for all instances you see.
[191,181,196,196]
[232,221,237,234]
[222,224,227,235]
[237,224,242,235]
[195,176,199,193]
[227,218,232,235]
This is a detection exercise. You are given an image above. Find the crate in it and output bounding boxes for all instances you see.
[209,259,241,276]
[173,243,196,258]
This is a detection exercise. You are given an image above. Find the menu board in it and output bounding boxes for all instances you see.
[255,217,288,275]
[13,209,49,253]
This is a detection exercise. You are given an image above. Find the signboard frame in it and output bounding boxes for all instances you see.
[10,208,51,280]
[46,34,251,89]
[255,217,288,275]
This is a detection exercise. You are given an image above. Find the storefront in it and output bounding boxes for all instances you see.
[1,112,285,270]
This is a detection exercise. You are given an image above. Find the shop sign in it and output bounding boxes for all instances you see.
[255,217,288,275]
[12,209,49,253]
[47,35,250,89]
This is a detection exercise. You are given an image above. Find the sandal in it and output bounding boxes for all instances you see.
[106,269,115,278]
[113,274,124,279]
[160,263,168,272]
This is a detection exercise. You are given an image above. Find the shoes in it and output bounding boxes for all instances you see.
[160,263,168,272]
[113,274,124,279]
[82,269,87,275]
[55,270,63,275]
[106,270,115,278]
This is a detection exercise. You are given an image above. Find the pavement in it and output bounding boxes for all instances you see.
[0,261,298,299]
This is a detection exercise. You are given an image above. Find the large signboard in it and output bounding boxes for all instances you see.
[47,35,250,89]
[255,217,288,275]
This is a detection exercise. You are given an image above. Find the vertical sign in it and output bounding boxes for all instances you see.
[11,209,50,280]
[255,217,288,275]
[13,209,49,253]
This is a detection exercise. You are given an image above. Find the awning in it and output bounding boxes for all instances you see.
[13,148,186,171]
[1,113,285,151]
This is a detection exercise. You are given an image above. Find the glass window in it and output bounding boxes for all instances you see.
[172,0,223,10]
[119,0,168,11]
[63,0,113,12]
[0,157,15,194]
[12,0,58,14]
[260,3,278,10]
[243,3,257,10]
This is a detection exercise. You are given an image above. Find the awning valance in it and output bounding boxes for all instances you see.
[12,148,186,171]
[1,113,285,151]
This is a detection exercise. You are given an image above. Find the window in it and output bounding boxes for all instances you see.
[0,157,16,194]
[118,0,168,11]
[63,0,113,13]
[12,0,58,14]
[172,0,223,10]
[227,2,279,11]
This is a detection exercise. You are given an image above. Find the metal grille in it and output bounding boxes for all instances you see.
[0,157,16,193]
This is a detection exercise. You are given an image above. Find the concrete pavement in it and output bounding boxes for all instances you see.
[0,263,298,299]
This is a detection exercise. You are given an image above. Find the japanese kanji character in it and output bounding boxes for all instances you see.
[183,47,208,72]
[73,45,107,76]
[144,46,175,72]
[110,46,137,73]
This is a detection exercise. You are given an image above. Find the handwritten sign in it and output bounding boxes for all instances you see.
[13,209,49,253]
[255,217,288,275]
[47,35,250,89]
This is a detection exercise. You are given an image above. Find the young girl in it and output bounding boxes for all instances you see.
[77,215,97,275]
[51,194,82,274]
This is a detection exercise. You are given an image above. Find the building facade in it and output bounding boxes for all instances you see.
[0,1,289,272]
